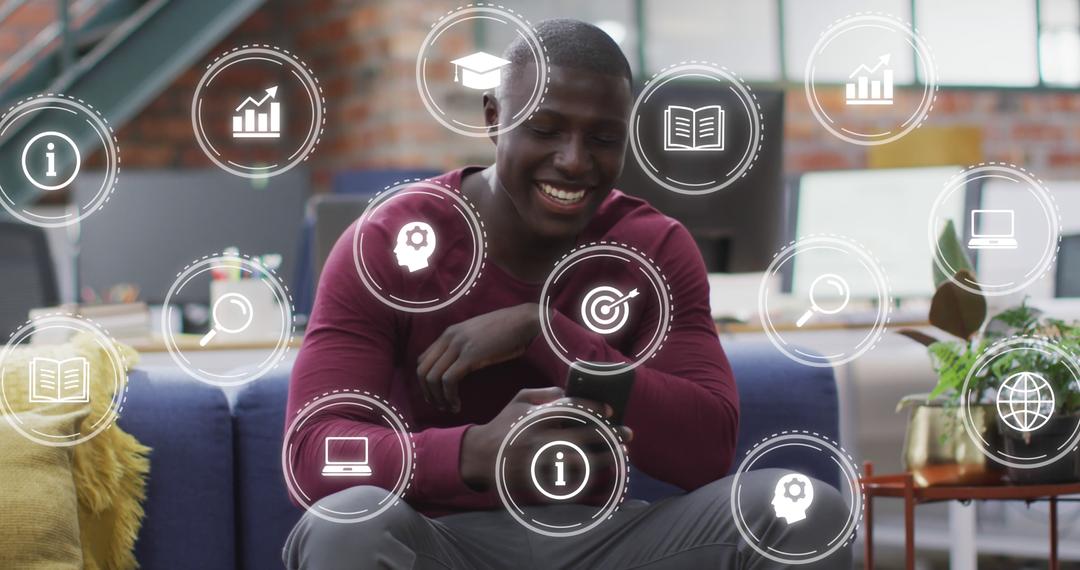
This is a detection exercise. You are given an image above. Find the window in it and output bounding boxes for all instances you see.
[643,0,780,80]
[1040,0,1080,86]
[782,0,912,83]
[915,0,1039,86]
[486,0,640,74]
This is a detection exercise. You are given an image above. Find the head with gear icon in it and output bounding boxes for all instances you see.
[394,221,437,273]
[771,472,814,524]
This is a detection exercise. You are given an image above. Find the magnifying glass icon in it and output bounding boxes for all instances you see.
[199,292,255,346]
[796,274,850,328]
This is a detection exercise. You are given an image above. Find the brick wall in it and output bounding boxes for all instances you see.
[7,1,1080,191]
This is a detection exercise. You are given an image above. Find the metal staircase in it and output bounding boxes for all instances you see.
[0,0,267,209]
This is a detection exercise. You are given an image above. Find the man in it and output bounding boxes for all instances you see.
[284,19,851,569]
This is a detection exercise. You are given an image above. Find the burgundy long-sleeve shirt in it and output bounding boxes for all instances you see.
[285,168,739,516]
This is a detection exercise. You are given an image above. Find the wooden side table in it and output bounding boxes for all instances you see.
[860,461,1080,570]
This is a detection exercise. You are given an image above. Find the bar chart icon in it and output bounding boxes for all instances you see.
[232,86,281,139]
[845,54,893,106]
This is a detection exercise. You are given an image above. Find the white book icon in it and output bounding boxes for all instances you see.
[664,105,725,151]
[29,356,90,403]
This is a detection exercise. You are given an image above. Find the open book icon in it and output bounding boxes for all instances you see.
[29,356,90,403]
[663,105,725,151]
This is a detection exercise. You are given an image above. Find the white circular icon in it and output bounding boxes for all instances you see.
[580,285,638,335]
[960,336,1080,470]
[192,45,323,178]
[199,292,255,347]
[416,5,548,137]
[0,94,119,228]
[20,131,81,191]
[496,403,628,537]
[928,164,1060,297]
[795,274,850,328]
[804,13,937,146]
[627,62,762,195]
[996,371,1055,433]
[529,440,590,501]
[353,180,486,313]
[731,432,862,565]
[758,235,891,367]
[281,391,414,524]
[0,313,129,447]
[162,253,294,387]
[538,243,671,376]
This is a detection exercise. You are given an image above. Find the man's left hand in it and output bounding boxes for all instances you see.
[417,303,541,412]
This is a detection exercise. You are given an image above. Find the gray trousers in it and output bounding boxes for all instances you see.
[283,469,853,569]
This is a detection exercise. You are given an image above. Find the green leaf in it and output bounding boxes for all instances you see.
[932,219,974,289]
[929,270,987,340]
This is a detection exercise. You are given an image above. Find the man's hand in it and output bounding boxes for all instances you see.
[459,387,633,491]
[417,303,541,412]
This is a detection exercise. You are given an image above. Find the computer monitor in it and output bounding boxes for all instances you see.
[74,168,309,305]
[792,166,967,299]
[1056,235,1080,298]
[616,88,786,273]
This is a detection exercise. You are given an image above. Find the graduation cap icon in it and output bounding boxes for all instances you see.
[451,51,512,90]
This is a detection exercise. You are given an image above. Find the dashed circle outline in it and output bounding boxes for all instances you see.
[538,242,673,376]
[191,44,324,179]
[281,390,415,524]
[627,61,763,195]
[804,12,938,146]
[758,234,893,367]
[495,402,629,537]
[0,313,129,447]
[161,252,295,387]
[0,93,119,227]
[416,4,549,137]
[928,163,1061,297]
[959,335,1080,470]
[351,179,487,313]
[730,430,863,565]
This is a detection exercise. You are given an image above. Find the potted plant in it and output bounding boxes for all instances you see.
[898,221,1080,485]
[981,305,1080,484]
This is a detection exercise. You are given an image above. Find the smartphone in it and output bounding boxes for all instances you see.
[564,362,635,424]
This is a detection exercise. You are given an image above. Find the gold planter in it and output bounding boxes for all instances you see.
[901,401,1005,487]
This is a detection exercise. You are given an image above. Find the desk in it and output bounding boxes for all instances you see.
[128,334,303,353]
[861,461,1080,570]
[715,317,929,334]
[130,335,302,371]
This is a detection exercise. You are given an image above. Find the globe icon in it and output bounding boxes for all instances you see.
[996,371,1055,433]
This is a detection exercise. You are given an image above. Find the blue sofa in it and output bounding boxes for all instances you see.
[120,339,839,570]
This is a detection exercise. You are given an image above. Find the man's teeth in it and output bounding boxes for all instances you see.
[539,183,586,204]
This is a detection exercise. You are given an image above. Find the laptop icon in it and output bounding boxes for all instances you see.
[321,436,373,477]
[968,209,1018,250]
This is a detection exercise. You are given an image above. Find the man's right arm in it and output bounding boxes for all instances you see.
[284,226,495,512]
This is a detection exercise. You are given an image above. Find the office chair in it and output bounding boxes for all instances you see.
[0,221,59,337]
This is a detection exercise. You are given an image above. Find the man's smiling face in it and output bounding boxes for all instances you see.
[484,64,633,241]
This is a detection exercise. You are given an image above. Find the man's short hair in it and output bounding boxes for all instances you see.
[500,18,633,89]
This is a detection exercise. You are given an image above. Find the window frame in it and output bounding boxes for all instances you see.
[633,0,1080,91]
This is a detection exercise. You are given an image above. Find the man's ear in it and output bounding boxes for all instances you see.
[483,92,499,145]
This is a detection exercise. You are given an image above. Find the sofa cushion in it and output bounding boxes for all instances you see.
[0,407,86,569]
[121,368,236,570]
[233,371,299,570]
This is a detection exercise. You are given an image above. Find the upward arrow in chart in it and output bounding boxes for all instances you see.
[235,86,278,111]
[848,54,891,78]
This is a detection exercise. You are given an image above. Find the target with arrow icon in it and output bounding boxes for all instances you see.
[580,285,639,335]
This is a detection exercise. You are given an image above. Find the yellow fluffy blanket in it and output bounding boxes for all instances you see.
[2,333,150,570]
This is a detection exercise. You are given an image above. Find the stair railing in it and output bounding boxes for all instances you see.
[0,0,101,91]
